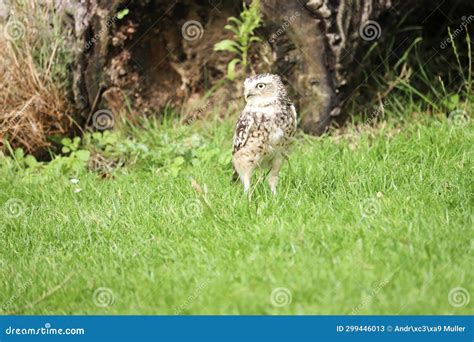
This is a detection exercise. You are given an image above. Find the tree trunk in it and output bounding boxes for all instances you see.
[69,0,463,134]
[67,0,393,134]
[260,0,393,134]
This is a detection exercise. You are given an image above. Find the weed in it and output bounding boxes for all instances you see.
[214,0,262,80]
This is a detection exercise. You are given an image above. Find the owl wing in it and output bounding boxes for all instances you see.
[289,104,298,133]
[232,110,254,154]
[290,104,297,121]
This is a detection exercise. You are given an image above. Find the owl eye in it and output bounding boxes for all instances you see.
[256,83,266,90]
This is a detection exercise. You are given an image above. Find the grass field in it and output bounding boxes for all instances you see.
[0,115,472,315]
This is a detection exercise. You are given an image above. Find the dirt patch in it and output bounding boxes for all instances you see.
[97,1,244,119]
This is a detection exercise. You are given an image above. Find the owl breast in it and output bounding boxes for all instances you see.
[269,127,284,145]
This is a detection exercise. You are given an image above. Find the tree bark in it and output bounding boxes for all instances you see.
[66,0,421,134]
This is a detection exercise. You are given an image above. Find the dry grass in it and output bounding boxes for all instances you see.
[0,0,74,156]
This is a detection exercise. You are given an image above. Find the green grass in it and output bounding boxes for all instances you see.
[0,115,472,315]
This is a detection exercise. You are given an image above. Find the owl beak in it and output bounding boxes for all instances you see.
[244,89,250,101]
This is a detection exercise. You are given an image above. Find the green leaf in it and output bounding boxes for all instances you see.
[117,8,130,20]
[75,150,91,162]
[214,39,242,53]
[14,148,24,159]
[169,166,180,178]
[92,132,102,140]
[173,156,185,166]
[224,24,239,35]
[24,155,38,168]
[227,58,240,80]
[227,17,243,26]
[61,138,72,146]
[219,153,232,165]
[449,94,460,105]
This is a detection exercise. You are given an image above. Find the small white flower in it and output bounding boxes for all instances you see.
[74,188,82,193]
[70,178,80,184]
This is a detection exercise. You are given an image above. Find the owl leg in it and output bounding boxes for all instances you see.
[241,171,253,193]
[268,156,283,195]
[238,165,255,193]
[233,152,257,193]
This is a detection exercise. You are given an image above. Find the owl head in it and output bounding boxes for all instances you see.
[243,74,287,103]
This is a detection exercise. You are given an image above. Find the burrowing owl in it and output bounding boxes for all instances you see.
[232,74,297,195]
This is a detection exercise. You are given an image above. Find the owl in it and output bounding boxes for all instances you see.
[232,74,297,195]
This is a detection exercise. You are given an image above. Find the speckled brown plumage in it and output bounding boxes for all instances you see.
[232,74,297,194]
